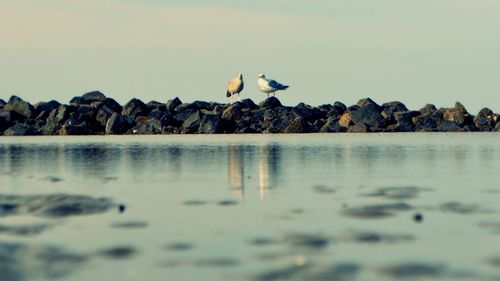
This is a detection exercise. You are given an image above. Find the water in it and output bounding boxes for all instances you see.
[1,134,500,280]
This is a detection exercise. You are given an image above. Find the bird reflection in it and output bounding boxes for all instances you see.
[228,145,244,200]
[259,145,281,200]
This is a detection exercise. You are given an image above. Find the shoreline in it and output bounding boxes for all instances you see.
[0,91,499,136]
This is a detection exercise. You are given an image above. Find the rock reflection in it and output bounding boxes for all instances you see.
[259,145,281,200]
[228,145,245,199]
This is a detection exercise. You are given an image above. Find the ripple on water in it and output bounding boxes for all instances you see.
[255,263,361,281]
[0,224,51,237]
[110,221,148,229]
[380,263,445,279]
[165,242,194,251]
[342,203,413,219]
[340,231,415,244]
[0,194,114,218]
[283,233,330,250]
[97,246,137,260]
[363,186,431,200]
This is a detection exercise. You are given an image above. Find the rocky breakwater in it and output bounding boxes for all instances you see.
[0,91,499,136]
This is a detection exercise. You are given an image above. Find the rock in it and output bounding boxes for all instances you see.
[259,97,282,109]
[3,95,34,119]
[129,116,162,134]
[69,96,84,106]
[82,91,106,103]
[493,122,500,132]
[3,123,34,136]
[357,97,380,109]
[474,107,496,131]
[105,113,128,135]
[148,109,174,127]
[174,107,199,123]
[101,98,122,113]
[351,103,386,129]
[384,111,419,132]
[199,114,222,134]
[339,112,353,128]
[292,103,318,121]
[435,121,461,132]
[122,98,149,117]
[263,109,277,121]
[180,111,202,134]
[166,97,182,112]
[239,99,258,110]
[443,102,469,126]
[59,119,90,135]
[381,101,408,123]
[72,105,96,123]
[419,104,437,115]
[413,111,443,131]
[96,105,116,127]
[33,100,61,120]
[347,105,360,112]
[41,105,75,135]
[221,103,243,121]
[264,117,292,133]
[348,123,370,133]
[285,117,310,133]
[147,101,167,111]
[161,126,180,134]
[320,118,347,133]
[0,99,5,108]
[333,101,347,115]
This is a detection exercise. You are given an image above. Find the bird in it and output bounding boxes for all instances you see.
[258,74,289,98]
[226,73,244,104]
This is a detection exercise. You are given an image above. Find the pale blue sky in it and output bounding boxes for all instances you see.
[1,0,499,113]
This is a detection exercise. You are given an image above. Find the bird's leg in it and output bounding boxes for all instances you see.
[238,93,241,102]
[267,93,270,98]
[273,92,276,97]
[228,96,232,105]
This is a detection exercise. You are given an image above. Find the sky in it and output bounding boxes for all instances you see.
[1,0,499,113]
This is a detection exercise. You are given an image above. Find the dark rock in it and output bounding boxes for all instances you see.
[263,109,277,121]
[129,116,162,134]
[72,105,96,122]
[239,99,258,110]
[357,97,380,109]
[419,104,438,115]
[333,101,347,115]
[69,96,84,106]
[320,118,347,133]
[474,107,496,131]
[222,103,243,121]
[41,105,75,135]
[292,103,317,121]
[384,111,419,132]
[3,123,34,136]
[122,98,149,117]
[105,113,129,135]
[33,100,61,120]
[166,97,182,112]
[148,109,174,126]
[147,101,167,111]
[161,126,179,134]
[180,111,202,134]
[347,104,360,112]
[264,117,292,133]
[174,107,198,123]
[413,112,443,131]
[348,123,371,133]
[101,98,122,113]
[199,114,222,134]
[0,99,5,108]
[351,103,386,129]
[3,95,34,119]
[96,105,116,127]
[435,121,461,132]
[381,101,408,123]
[443,102,469,126]
[59,119,91,135]
[82,91,106,103]
[285,117,310,133]
[259,97,282,109]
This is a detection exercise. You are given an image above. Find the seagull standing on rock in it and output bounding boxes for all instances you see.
[258,74,289,98]
[226,73,244,104]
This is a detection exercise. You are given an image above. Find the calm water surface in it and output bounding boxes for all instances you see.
[1,134,500,281]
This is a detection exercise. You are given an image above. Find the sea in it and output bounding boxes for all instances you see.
[1,133,500,281]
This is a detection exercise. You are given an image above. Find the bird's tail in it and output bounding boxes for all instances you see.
[226,91,231,97]
[281,85,289,90]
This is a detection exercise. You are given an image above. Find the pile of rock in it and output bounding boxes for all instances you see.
[0,92,499,135]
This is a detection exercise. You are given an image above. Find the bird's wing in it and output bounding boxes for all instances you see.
[227,78,242,93]
[268,79,286,89]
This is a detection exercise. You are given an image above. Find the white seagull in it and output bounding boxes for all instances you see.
[257,74,289,98]
[226,73,244,104]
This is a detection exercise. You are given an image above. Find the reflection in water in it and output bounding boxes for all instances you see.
[228,145,244,199]
[258,145,282,200]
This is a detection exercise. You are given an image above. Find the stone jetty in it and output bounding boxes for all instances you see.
[0,91,499,135]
